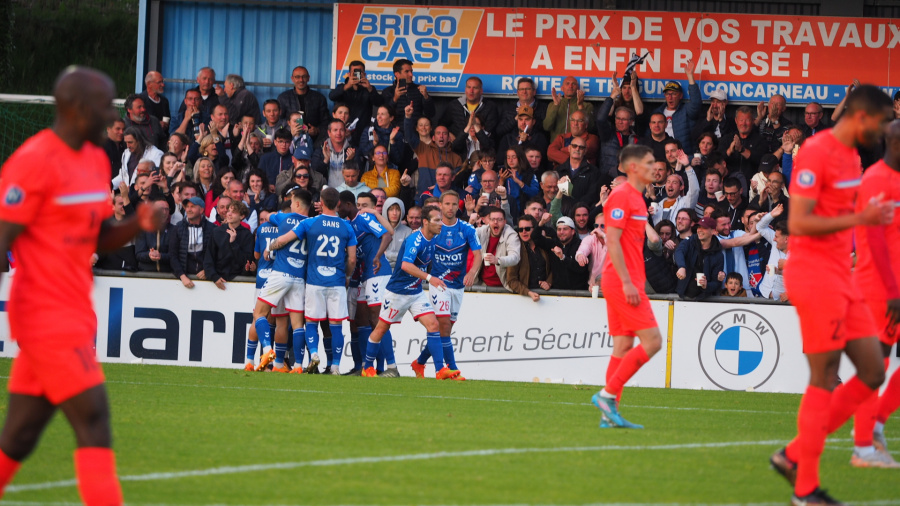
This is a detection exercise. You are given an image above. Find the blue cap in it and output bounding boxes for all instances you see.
[293,145,311,161]
[186,196,205,208]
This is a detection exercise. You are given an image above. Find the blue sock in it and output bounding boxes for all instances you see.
[246,339,258,362]
[381,330,396,367]
[330,324,344,367]
[364,338,379,369]
[268,321,276,347]
[350,330,361,369]
[417,343,431,365]
[274,343,288,367]
[376,346,385,373]
[324,336,333,366]
[357,326,371,369]
[427,332,444,370]
[292,328,306,368]
[305,322,319,355]
[442,336,457,370]
[255,317,271,349]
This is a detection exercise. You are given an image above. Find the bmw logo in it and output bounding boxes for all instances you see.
[610,208,625,220]
[796,170,816,189]
[698,309,780,391]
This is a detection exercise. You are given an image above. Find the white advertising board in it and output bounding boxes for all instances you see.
[668,301,898,394]
[0,275,670,387]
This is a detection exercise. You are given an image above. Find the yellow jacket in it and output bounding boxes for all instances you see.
[360,167,401,198]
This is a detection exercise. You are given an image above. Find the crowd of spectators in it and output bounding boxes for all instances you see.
[96,62,900,302]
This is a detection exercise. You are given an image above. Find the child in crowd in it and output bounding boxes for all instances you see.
[721,272,748,297]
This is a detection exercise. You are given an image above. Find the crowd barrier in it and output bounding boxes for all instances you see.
[1,271,897,394]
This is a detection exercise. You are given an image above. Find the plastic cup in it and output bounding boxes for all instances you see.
[696,273,706,286]
[591,285,599,298]
[715,191,724,200]
[162,116,170,123]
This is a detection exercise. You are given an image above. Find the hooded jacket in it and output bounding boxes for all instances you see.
[383,197,412,270]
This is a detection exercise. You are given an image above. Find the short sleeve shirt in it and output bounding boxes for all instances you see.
[601,182,649,288]
[386,231,434,295]
[787,130,861,277]
[268,212,308,279]
[291,214,357,287]
[432,219,481,290]
[0,130,113,343]
[853,160,900,300]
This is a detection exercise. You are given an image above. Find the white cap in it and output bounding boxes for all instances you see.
[709,89,727,101]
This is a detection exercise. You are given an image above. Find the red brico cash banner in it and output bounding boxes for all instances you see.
[332,4,899,104]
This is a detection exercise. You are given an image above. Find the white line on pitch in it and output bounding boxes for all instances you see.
[102,379,798,415]
[6,440,787,494]
[3,500,900,506]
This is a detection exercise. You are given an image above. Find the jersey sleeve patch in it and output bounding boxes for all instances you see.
[796,170,816,189]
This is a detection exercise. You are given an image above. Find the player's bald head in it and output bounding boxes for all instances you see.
[53,66,118,146]
[54,66,115,113]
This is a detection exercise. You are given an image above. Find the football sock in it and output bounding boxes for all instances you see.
[426,332,444,370]
[292,328,306,368]
[877,357,900,423]
[350,330,361,368]
[330,324,344,367]
[0,449,21,498]
[417,343,431,365]
[274,343,288,367]
[604,345,650,397]
[854,445,876,456]
[607,355,623,402]
[376,346,385,373]
[74,447,123,506]
[245,339,258,364]
[364,338,379,369]
[442,336,457,370]
[305,322,319,355]
[323,336,333,367]
[826,376,875,434]
[794,385,831,497]
[357,326,371,369]
[381,330,396,367]
[853,391,878,447]
[254,317,271,350]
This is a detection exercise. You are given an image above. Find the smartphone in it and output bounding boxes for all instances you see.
[295,111,304,127]
[354,70,362,80]
[398,78,407,89]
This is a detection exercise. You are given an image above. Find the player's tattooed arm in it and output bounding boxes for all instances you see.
[269,231,298,251]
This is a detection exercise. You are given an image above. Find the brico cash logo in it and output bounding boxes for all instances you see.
[343,7,480,74]
[697,309,780,391]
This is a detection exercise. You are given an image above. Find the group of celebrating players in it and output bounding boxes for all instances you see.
[244,184,481,380]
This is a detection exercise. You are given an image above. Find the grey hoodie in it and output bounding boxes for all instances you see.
[382,197,412,270]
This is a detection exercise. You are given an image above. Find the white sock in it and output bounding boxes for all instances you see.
[599,389,616,399]
[855,445,876,456]
[386,364,397,369]
[263,346,272,354]
[875,421,885,434]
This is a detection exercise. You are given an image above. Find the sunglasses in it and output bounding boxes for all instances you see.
[516,226,533,232]
[569,144,586,150]
[294,173,309,179]
[593,223,605,230]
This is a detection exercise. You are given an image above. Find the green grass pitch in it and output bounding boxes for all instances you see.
[0,359,897,505]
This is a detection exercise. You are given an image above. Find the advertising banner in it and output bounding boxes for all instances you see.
[0,275,669,387]
[332,4,899,105]
[667,301,900,394]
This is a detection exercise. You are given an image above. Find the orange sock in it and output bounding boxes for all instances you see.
[606,356,623,402]
[795,385,831,497]
[877,358,900,424]
[826,376,875,434]
[852,391,878,446]
[0,449,21,499]
[605,345,649,397]
[74,448,123,506]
